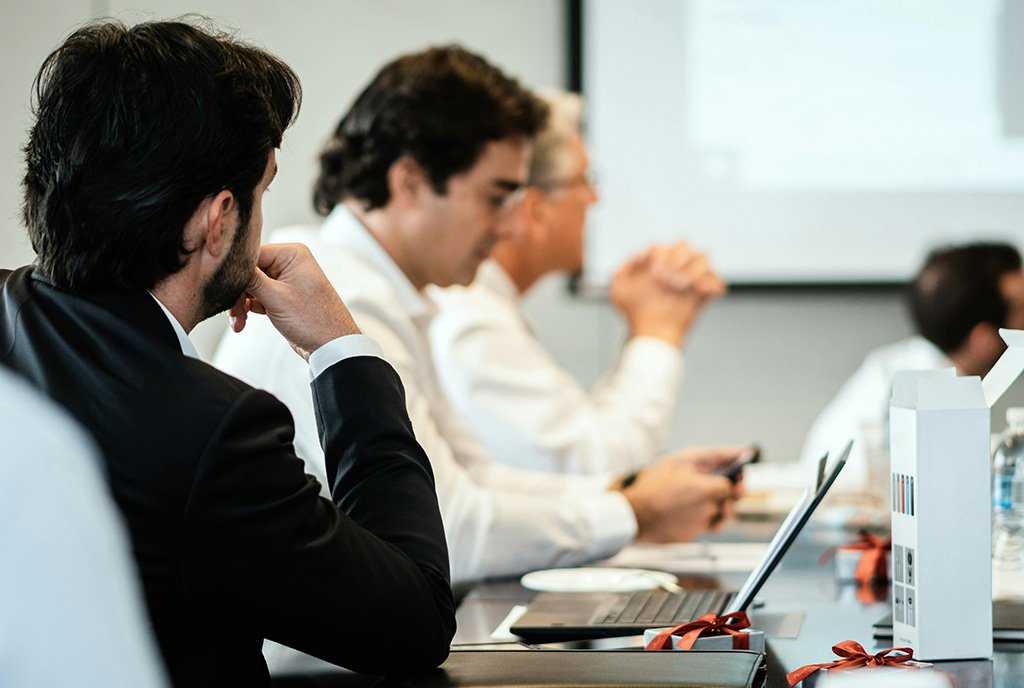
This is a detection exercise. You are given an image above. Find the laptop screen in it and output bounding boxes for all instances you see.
[732,440,851,610]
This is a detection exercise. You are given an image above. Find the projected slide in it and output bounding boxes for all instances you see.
[584,0,1024,284]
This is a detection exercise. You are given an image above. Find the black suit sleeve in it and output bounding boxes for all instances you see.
[180,356,455,674]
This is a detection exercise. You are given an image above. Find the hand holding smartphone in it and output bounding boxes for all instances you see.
[715,444,761,482]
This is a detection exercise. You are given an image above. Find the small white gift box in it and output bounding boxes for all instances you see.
[643,626,765,652]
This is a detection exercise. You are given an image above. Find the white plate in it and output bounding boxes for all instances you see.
[520,567,679,593]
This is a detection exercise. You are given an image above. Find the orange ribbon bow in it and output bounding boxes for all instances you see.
[819,529,892,585]
[786,641,919,686]
[644,611,751,651]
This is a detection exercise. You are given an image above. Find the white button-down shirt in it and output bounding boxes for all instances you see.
[213,207,637,585]
[799,336,950,493]
[429,260,684,475]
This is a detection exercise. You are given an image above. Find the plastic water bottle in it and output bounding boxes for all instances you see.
[992,408,1024,599]
[993,408,1024,512]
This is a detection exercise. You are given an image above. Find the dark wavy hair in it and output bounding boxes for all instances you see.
[313,45,547,215]
[22,19,301,291]
[910,242,1022,352]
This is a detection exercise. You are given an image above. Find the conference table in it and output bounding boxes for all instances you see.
[275,517,1022,687]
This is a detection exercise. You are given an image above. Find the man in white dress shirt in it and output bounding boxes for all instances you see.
[429,91,726,475]
[0,364,168,687]
[801,242,1024,492]
[215,46,741,587]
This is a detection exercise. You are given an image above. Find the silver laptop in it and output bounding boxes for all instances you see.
[510,442,851,641]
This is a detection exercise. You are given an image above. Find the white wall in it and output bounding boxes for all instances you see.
[4,1,1000,464]
[0,0,94,267]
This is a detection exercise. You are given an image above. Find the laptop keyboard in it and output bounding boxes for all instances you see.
[591,589,733,626]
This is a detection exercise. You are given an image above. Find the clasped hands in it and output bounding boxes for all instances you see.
[610,240,726,347]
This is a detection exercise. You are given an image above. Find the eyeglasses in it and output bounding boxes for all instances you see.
[498,185,528,211]
[537,171,598,192]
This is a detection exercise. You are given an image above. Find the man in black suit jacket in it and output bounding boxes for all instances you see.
[0,20,454,687]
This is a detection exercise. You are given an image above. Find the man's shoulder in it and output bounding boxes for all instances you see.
[0,265,41,302]
[824,336,948,415]
[269,226,396,308]
[1,271,282,442]
[180,352,266,400]
[0,281,294,510]
[112,354,299,514]
[429,266,521,335]
[322,247,393,301]
[314,245,415,336]
[862,336,948,375]
[172,353,312,450]
[431,278,514,314]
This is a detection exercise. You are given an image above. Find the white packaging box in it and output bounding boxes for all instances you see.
[888,329,1024,660]
[643,626,765,652]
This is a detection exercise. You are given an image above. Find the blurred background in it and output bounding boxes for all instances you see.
[2,0,1021,464]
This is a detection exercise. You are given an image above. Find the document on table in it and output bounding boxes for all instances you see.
[599,542,770,573]
[491,605,528,640]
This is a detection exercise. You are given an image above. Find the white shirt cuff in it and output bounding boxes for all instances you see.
[560,474,639,553]
[580,491,638,556]
[561,472,621,498]
[625,335,684,361]
[308,334,384,379]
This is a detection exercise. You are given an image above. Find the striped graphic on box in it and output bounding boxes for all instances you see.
[891,472,915,516]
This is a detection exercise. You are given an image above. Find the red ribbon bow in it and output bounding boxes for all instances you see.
[819,530,892,585]
[786,641,919,686]
[644,611,750,651]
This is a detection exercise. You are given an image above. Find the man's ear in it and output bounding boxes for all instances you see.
[965,320,1005,372]
[520,187,550,244]
[184,190,236,261]
[204,190,237,259]
[387,156,429,209]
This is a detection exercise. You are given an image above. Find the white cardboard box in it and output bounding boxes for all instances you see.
[643,626,765,652]
[888,328,1024,660]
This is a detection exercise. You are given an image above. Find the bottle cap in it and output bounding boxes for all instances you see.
[1007,407,1024,427]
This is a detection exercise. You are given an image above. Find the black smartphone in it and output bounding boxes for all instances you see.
[716,445,761,482]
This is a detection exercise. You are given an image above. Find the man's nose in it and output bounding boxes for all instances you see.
[495,212,521,241]
[495,199,525,240]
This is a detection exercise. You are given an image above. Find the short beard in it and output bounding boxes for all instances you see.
[198,219,254,323]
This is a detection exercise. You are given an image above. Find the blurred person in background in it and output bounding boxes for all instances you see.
[801,241,1024,493]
